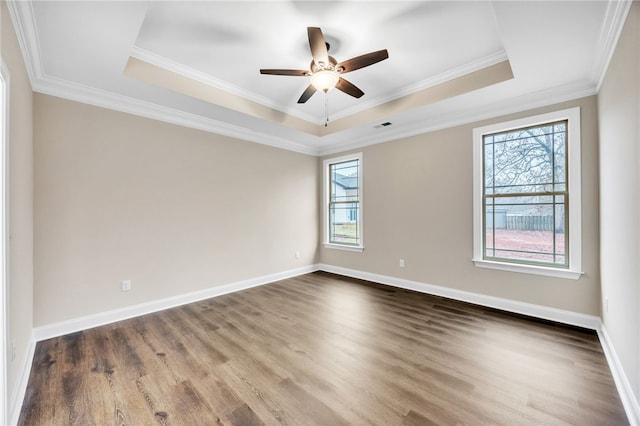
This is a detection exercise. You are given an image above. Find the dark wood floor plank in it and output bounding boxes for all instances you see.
[19,272,628,425]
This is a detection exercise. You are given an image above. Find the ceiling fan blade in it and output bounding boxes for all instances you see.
[336,77,364,98]
[336,49,389,73]
[307,27,329,68]
[260,69,310,76]
[297,85,317,103]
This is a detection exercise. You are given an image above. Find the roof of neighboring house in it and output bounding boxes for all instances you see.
[335,174,358,190]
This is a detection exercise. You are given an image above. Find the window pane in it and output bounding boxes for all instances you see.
[484,135,494,190]
[483,120,568,268]
[485,201,497,254]
[484,121,568,197]
[328,157,360,246]
[554,203,566,258]
[329,202,359,244]
[484,201,566,265]
[330,160,359,202]
[554,130,567,184]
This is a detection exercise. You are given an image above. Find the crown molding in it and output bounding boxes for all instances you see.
[330,50,509,121]
[18,62,599,160]
[129,46,323,126]
[317,80,597,156]
[34,74,320,156]
[5,0,42,85]
[594,0,633,91]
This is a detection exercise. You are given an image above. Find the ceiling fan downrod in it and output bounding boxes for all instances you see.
[324,91,329,127]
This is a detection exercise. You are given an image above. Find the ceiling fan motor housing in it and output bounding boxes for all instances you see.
[311,56,339,73]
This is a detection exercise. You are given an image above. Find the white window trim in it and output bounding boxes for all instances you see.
[472,107,583,280]
[323,152,364,252]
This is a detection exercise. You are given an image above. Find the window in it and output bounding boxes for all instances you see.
[323,153,363,251]
[473,107,582,279]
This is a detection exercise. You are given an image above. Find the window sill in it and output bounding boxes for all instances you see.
[472,259,583,280]
[323,243,364,253]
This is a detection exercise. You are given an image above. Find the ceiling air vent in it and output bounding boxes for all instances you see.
[374,122,392,129]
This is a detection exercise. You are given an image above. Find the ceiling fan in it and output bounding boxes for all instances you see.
[260,27,389,104]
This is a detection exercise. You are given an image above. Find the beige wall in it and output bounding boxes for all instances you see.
[598,1,640,408]
[1,0,35,412]
[321,96,600,316]
[34,94,319,325]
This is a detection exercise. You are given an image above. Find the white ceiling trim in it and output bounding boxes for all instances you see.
[594,0,633,91]
[5,0,41,84]
[317,80,598,156]
[328,50,509,122]
[33,73,319,156]
[130,46,323,126]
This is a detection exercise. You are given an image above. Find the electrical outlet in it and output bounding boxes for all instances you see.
[295,251,300,260]
[605,298,609,313]
[121,279,131,292]
[11,339,15,362]
[399,259,405,268]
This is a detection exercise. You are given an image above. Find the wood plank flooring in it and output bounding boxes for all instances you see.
[18,272,628,425]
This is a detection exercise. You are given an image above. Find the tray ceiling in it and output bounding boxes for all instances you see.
[7,1,630,155]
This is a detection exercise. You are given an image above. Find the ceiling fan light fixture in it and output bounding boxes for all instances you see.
[260,27,388,104]
[311,70,339,92]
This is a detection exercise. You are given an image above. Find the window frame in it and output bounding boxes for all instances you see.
[323,152,364,252]
[472,107,582,279]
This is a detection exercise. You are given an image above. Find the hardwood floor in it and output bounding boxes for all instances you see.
[19,272,628,425]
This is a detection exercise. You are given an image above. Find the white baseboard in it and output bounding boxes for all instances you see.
[318,264,601,329]
[33,265,319,342]
[9,330,36,426]
[597,325,640,425]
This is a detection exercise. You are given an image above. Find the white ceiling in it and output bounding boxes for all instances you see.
[7,1,631,155]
